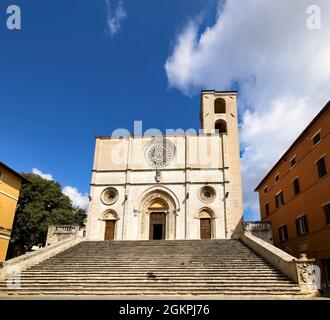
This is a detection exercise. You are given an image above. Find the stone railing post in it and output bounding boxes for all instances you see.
[295,254,319,293]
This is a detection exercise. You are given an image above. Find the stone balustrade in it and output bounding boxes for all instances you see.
[46,225,83,246]
[0,237,84,281]
[243,221,273,244]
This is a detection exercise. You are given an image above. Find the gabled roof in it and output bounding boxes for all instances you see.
[0,162,30,183]
[254,100,330,192]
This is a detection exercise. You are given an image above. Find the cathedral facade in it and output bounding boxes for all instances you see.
[86,91,243,241]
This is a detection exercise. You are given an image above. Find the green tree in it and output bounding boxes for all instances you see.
[8,173,86,257]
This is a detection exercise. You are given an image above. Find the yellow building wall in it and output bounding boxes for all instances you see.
[0,167,22,262]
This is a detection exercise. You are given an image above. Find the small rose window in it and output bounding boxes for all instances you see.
[101,187,119,205]
[199,186,216,203]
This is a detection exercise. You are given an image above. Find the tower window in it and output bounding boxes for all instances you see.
[214,98,226,114]
[215,120,227,134]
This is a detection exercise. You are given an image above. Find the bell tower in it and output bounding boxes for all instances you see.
[200,90,243,238]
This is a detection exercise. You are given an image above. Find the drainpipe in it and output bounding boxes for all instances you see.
[184,135,188,239]
[121,136,131,240]
[221,133,228,239]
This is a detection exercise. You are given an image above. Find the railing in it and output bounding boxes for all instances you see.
[52,225,79,233]
[243,221,271,232]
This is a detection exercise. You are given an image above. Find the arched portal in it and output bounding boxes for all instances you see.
[136,188,178,240]
[198,208,215,239]
[102,210,118,241]
[148,198,168,240]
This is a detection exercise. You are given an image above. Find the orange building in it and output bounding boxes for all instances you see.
[0,162,29,263]
[255,101,330,290]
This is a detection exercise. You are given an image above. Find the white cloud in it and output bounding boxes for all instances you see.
[32,168,89,210]
[32,168,53,181]
[105,0,127,36]
[62,186,89,211]
[165,0,330,219]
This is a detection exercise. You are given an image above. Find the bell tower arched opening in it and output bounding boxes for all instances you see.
[214,98,226,114]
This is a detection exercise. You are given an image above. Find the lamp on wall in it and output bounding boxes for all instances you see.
[225,192,229,198]
[186,192,189,199]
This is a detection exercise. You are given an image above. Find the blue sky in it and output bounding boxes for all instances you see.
[0,0,223,208]
[1,1,330,220]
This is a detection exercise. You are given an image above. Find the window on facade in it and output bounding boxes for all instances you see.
[275,174,280,183]
[264,186,268,194]
[312,132,321,145]
[265,203,270,216]
[279,225,288,241]
[296,215,309,236]
[290,157,296,167]
[317,156,327,178]
[293,178,301,195]
[324,204,330,225]
[214,98,226,114]
[275,191,284,209]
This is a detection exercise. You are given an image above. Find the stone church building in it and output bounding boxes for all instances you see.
[86,91,243,241]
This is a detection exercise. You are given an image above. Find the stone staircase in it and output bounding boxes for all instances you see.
[0,240,307,297]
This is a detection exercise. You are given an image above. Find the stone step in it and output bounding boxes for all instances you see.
[0,283,295,290]
[0,287,301,296]
[1,291,304,297]
[0,284,301,291]
[14,272,288,278]
[0,239,307,297]
[1,277,291,283]
[27,267,279,273]
[20,270,284,275]
[38,259,271,266]
[35,264,273,268]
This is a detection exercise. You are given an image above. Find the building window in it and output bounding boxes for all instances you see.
[265,203,270,216]
[275,191,284,209]
[264,186,268,194]
[296,215,309,236]
[279,225,288,241]
[293,177,301,195]
[214,98,226,114]
[324,203,330,225]
[275,174,280,183]
[316,156,327,178]
[312,132,321,145]
[290,157,296,167]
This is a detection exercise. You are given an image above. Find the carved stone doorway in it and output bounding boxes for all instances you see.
[200,218,211,239]
[104,220,115,240]
[149,212,166,240]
